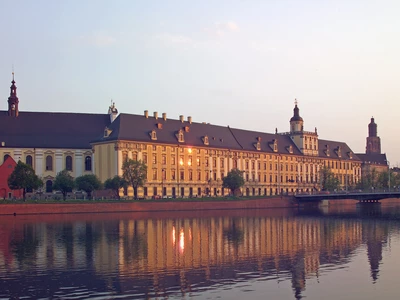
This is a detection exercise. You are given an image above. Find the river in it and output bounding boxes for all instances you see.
[1,204,400,299]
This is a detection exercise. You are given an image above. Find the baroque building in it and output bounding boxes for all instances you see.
[1,75,364,198]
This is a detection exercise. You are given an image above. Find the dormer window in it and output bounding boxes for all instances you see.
[348,152,353,159]
[104,127,112,137]
[203,135,209,145]
[176,129,184,143]
[150,130,157,140]
[185,126,190,133]
[325,145,330,157]
[337,146,342,158]
[254,142,261,151]
[157,123,163,129]
[273,139,278,152]
[287,145,293,154]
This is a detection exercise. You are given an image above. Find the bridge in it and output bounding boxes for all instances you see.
[294,192,400,203]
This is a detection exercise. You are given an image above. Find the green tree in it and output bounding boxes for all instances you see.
[319,167,340,191]
[122,159,147,199]
[75,174,102,199]
[104,175,127,199]
[8,161,43,201]
[53,170,75,200]
[222,169,245,195]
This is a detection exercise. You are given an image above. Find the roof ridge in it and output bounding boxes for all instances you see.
[227,125,244,149]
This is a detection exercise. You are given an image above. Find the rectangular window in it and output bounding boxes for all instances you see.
[213,172,217,180]
[220,159,224,168]
[153,145,157,151]
[144,187,148,196]
[171,169,176,180]
[152,169,157,180]
[189,170,193,181]
[205,159,209,167]
[197,157,201,166]
[180,156,184,166]
[180,171,184,180]
[246,161,249,169]
[143,154,147,164]
[162,155,166,165]
[171,155,176,165]
[206,172,209,181]
[213,158,217,168]
[162,146,166,151]
[162,169,166,180]
[152,154,157,164]
[153,186,157,196]
[264,163,267,170]
[198,171,201,181]
[264,174,267,182]
[188,156,192,166]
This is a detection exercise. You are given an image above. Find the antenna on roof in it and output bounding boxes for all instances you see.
[294,98,298,106]
[12,64,14,81]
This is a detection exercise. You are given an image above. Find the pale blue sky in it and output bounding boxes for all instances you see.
[1,0,399,165]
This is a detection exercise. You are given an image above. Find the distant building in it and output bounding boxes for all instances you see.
[356,117,388,175]
[1,75,365,199]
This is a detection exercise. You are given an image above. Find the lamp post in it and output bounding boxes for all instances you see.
[387,160,391,192]
[162,168,165,197]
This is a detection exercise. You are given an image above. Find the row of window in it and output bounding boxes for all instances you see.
[2,154,92,172]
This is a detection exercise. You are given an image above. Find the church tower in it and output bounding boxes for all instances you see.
[7,72,19,117]
[366,117,381,154]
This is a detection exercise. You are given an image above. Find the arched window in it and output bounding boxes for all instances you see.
[66,155,73,171]
[3,154,10,163]
[46,180,53,193]
[85,156,92,171]
[26,155,33,167]
[46,155,53,171]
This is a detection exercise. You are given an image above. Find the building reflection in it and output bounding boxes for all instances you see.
[0,209,395,299]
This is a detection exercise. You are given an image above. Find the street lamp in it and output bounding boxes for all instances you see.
[387,160,391,192]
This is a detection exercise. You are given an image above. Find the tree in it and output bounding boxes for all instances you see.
[8,161,43,201]
[319,167,340,191]
[222,169,245,195]
[75,174,102,199]
[104,175,127,199]
[122,159,147,199]
[53,170,75,200]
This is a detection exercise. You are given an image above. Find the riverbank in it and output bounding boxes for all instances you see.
[0,196,298,215]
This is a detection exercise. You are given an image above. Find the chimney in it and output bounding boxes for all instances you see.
[162,113,167,120]
[179,115,184,123]
[154,111,158,119]
[144,110,149,118]
[188,116,192,124]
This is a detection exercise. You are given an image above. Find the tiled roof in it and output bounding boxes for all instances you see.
[318,139,362,161]
[93,113,360,160]
[0,111,110,149]
[92,113,242,149]
[356,153,387,165]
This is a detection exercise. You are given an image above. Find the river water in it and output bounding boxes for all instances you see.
[1,204,400,300]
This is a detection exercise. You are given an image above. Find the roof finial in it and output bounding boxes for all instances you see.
[294,98,298,106]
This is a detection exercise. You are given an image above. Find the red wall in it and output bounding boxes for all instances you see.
[0,197,298,215]
[0,157,23,200]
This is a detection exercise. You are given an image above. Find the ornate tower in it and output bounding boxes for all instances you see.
[285,99,319,156]
[290,99,303,133]
[366,117,381,154]
[7,72,19,117]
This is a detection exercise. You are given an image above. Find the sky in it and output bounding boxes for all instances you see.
[1,0,399,165]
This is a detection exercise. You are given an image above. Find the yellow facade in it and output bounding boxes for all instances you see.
[0,147,93,192]
[93,140,362,198]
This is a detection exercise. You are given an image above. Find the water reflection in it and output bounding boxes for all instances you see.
[0,206,399,299]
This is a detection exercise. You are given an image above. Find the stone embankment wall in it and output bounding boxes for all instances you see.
[0,197,298,215]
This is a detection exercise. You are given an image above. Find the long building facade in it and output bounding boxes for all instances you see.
[1,75,366,198]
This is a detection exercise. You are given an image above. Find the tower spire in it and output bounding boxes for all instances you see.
[7,72,19,117]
